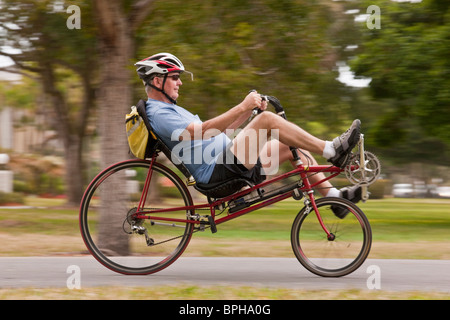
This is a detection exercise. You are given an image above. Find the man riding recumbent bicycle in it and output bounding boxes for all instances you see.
[80,53,381,277]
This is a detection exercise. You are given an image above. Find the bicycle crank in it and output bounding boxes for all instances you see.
[345,151,381,185]
[345,135,381,201]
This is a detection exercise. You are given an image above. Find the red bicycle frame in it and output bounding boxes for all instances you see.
[134,156,358,239]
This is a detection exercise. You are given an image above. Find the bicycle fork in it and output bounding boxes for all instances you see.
[301,173,335,241]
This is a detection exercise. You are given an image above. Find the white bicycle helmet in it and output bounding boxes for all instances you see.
[135,53,193,104]
[136,53,193,80]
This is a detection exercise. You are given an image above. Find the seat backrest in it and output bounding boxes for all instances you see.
[135,99,158,158]
[135,99,195,185]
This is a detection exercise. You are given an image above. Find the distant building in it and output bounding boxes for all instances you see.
[0,107,12,150]
[0,70,63,154]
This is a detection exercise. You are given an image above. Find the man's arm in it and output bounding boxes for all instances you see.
[183,91,266,140]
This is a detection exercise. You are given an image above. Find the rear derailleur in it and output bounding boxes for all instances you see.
[126,207,154,246]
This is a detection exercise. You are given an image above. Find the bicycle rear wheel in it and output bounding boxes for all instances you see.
[79,159,194,275]
[291,197,371,277]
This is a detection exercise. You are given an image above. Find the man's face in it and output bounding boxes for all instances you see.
[154,72,182,102]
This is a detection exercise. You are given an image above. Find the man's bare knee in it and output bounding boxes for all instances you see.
[252,112,280,131]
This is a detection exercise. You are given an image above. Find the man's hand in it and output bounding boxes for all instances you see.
[243,91,268,112]
[184,91,269,139]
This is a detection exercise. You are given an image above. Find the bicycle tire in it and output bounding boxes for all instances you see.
[79,159,194,275]
[291,197,372,277]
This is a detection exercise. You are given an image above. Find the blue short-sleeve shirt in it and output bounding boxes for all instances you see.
[146,98,230,183]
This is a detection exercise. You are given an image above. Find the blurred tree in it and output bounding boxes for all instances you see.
[135,0,358,139]
[350,0,450,164]
[0,1,97,205]
[92,0,154,255]
[93,0,153,168]
[0,77,38,110]
[0,0,372,254]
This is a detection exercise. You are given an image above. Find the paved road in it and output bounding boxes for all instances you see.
[1,257,449,292]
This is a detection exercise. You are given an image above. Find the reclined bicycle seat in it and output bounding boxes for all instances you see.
[194,177,254,199]
[135,99,194,183]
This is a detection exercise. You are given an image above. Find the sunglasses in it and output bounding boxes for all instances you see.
[166,74,181,81]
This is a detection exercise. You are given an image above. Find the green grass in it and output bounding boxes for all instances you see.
[193,197,450,242]
[360,198,450,242]
[0,205,78,237]
[0,197,449,258]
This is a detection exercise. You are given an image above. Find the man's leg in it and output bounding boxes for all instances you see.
[231,111,360,170]
[230,113,362,218]
[259,140,333,197]
[261,139,362,219]
[231,112,324,169]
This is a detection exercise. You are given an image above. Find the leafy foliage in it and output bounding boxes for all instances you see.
[350,0,450,163]
[135,0,355,138]
[1,0,449,185]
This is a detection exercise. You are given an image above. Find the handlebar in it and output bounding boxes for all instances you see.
[249,90,285,119]
[266,95,286,118]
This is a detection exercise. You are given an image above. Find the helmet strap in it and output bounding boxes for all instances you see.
[147,74,177,104]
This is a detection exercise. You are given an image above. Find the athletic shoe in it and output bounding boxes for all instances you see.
[328,119,361,168]
[331,185,362,219]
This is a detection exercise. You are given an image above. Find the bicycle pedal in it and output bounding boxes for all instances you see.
[207,215,217,233]
[292,188,303,200]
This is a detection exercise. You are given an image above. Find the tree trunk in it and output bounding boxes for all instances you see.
[40,62,86,207]
[64,137,83,205]
[93,0,134,255]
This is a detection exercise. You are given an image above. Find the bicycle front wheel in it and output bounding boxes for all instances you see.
[79,159,194,275]
[291,197,372,277]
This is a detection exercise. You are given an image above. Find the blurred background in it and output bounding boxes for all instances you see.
[0,0,448,207]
